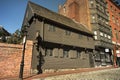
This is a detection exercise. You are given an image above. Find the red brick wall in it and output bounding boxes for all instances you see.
[0,40,33,79]
[68,1,79,22]
[59,0,92,31]
[106,0,120,43]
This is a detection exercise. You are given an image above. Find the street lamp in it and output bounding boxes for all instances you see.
[19,26,28,80]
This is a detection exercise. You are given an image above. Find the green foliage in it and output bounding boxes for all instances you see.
[0,32,2,36]
[0,25,27,44]
[0,31,8,43]
[1,36,6,42]
[6,29,23,44]
[0,31,6,36]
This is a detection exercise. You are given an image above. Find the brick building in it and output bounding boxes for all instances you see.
[22,1,95,74]
[59,0,113,67]
[106,0,120,67]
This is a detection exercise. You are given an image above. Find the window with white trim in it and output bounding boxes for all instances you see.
[63,6,66,13]
[63,50,69,58]
[45,49,53,56]
[108,35,111,39]
[100,32,103,36]
[91,15,96,23]
[104,34,107,37]
[65,30,71,36]
[94,36,97,40]
[94,31,97,35]
[90,0,94,7]
[48,24,56,32]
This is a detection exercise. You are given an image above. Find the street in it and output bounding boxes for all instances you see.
[26,67,120,80]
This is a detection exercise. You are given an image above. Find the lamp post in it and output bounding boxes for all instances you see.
[19,27,27,80]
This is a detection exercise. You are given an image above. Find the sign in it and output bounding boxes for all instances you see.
[116,50,120,54]
[117,53,120,57]
[105,49,109,52]
[23,36,26,44]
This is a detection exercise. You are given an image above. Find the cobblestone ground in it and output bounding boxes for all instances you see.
[32,68,120,80]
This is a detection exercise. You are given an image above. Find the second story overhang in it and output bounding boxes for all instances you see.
[22,1,94,37]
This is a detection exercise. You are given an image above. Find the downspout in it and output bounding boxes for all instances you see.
[113,45,117,67]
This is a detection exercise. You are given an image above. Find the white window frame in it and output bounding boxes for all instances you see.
[100,32,103,36]
[94,36,98,40]
[108,35,111,39]
[104,34,107,37]
[94,31,97,35]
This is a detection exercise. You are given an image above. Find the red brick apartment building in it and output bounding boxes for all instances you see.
[59,0,113,67]
[106,0,120,67]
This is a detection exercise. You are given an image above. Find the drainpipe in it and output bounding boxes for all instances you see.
[113,44,117,68]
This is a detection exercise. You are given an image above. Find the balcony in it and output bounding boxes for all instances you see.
[96,8,108,20]
[100,40,113,49]
[95,0,106,8]
[97,20,112,35]
[95,39,113,49]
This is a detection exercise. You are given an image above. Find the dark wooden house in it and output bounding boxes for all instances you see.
[22,1,95,74]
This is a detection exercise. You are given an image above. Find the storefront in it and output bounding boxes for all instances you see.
[116,50,120,67]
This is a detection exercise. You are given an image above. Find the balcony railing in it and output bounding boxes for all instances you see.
[97,20,112,35]
[95,0,106,8]
[96,8,109,20]
[95,39,113,49]
[100,40,113,49]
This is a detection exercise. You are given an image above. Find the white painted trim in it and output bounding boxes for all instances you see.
[112,41,116,44]
[112,41,120,46]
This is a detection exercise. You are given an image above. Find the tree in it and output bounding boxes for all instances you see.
[7,29,23,44]
[1,36,6,42]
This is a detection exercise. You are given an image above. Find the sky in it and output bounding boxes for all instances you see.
[0,0,120,34]
[0,0,65,34]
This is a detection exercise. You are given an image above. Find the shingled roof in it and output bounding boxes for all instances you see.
[27,1,93,35]
[0,26,10,36]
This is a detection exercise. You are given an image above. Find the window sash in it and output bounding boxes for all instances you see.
[65,30,71,35]
[48,25,56,32]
